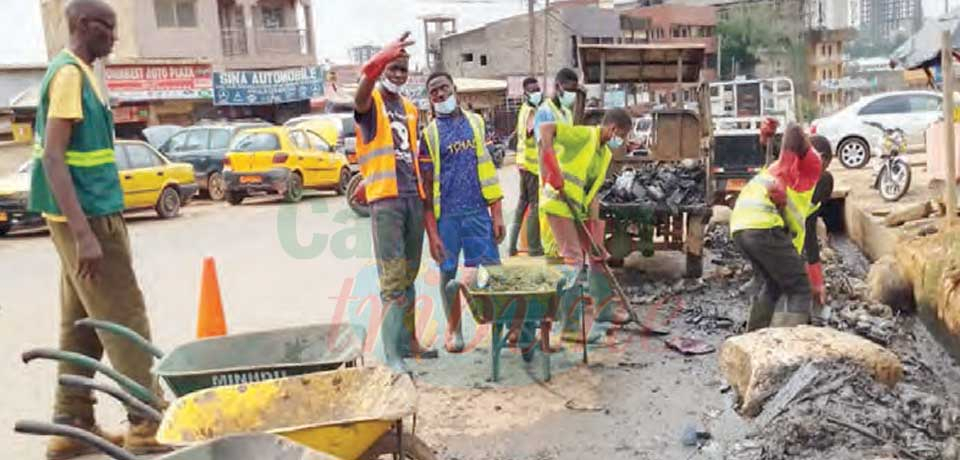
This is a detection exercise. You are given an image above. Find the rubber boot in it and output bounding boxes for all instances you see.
[770,295,811,327]
[442,273,465,353]
[560,268,603,344]
[124,419,172,456]
[381,298,410,374]
[589,268,632,325]
[769,312,810,327]
[46,419,125,460]
[745,291,776,332]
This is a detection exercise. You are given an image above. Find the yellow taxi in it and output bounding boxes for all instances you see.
[0,140,197,236]
[222,126,351,205]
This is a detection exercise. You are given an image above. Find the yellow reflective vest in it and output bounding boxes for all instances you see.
[540,125,612,219]
[423,110,504,219]
[516,103,540,174]
[730,169,815,253]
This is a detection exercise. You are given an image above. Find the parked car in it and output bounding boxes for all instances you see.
[222,126,352,205]
[810,91,945,169]
[285,113,357,166]
[159,122,268,200]
[0,141,197,236]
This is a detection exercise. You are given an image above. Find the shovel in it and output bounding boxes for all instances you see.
[558,192,670,335]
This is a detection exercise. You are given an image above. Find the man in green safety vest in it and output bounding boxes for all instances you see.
[507,76,544,256]
[28,1,169,458]
[539,108,635,341]
[730,124,823,330]
[420,72,505,353]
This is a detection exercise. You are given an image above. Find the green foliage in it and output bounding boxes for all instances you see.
[717,6,795,79]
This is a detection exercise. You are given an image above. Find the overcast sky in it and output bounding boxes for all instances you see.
[3,0,960,66]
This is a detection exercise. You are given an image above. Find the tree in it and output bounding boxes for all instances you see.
[717,6,788,79]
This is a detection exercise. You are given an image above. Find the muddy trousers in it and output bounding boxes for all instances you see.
[507,170,543,256]
[48,214,160,425]
[370,196,426,369]
[733,228,812,330]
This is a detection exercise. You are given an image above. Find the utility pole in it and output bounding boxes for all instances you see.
[528,0,536,75]
[543,0,550,84]
[717,34,723,80]
[941,31,957,226]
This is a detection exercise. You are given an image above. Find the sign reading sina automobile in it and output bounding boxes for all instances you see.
[213,66,325,106]
[106,64,213,101]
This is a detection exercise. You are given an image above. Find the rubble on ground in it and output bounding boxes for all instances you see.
[598,162,706,210]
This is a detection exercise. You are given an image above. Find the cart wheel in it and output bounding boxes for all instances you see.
[608,257,625,268]
[685,252,703,279]
[359,432,437,460]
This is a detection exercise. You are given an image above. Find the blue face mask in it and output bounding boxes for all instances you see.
[434,94,457,115]
[559,89,577,108]
[607,135,624,149]
[527,91,542,106]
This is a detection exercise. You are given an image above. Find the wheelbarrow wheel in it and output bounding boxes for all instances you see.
[359,432,437,460]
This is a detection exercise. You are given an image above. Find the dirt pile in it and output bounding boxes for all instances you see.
[729,361,960,460]
[599,162,706,210]
[473,265,564,293]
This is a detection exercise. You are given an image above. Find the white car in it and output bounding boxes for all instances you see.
[810,90,944,169]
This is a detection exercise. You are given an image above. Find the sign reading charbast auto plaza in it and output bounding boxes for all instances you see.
[213,66,325,106]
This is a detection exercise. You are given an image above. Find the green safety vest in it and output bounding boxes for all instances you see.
[540,126,611,219]
[29,50,122,217]
[730,169,814,253]
[424,110,504,219]
[516,103,539,175]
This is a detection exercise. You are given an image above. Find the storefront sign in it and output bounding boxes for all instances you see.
[213,67,324,106]
[112,105,149,124]
[106,65,212,101]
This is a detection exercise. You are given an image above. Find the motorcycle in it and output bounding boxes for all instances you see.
[863,121,912,202]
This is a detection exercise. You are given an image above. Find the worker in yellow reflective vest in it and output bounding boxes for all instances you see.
[507,76,544,256]
[420,72,505,353]
[540,108,635,341]
[730,124,823,330]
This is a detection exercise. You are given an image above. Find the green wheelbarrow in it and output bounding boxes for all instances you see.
[23,321,366,399]
[451,259,586,382]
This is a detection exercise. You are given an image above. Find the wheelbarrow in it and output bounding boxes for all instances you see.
[24,320,366,398]
[157,366,436,460]
[15,374,337,459]
[452,259,585,382]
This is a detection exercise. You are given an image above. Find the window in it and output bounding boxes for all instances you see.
[305,131,331,151]
[161,131,188,153]
[184,129,209,151]
[261,6,285,29]
[706,53,717,69]
[339,118,356,137]
[289,131,309,149]
[480,55,488,66]
[154,0,197,28]
[908,95,941,113]
[461,53,474,63]
[126,144,164,169]
[859,95,910,115]
[114,147,132,170]
[209,129,232,150]
[229,132,280,151]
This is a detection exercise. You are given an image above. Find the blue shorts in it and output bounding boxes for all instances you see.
[438,210,501,274]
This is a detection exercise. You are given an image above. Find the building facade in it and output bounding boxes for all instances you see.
[860,0,923,42]
[39,0,320,129]
[348,45,381,66]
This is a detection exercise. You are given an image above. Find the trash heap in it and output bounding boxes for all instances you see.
[599,162,706,210]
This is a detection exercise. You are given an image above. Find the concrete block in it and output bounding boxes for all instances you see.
[718,326,903,416]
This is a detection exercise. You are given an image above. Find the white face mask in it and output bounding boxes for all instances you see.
[381,79,404,94]
[434,94,457,115]
[607,135,624,149]
[558,89,577,108]
[527,91,542,106]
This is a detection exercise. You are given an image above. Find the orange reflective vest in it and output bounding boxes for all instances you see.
[356,89,426,203]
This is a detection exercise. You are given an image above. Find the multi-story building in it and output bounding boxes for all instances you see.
[860,0,923,42]
[39,0,320,128]
[348,45,381,66]
[808,28,856,112]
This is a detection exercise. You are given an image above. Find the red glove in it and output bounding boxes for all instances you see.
[361,32,414,81]
[765,178,787,208]
[352,178,368,205]
[542,147,564,191]
[806,262,826,305]
[760,117,779,147]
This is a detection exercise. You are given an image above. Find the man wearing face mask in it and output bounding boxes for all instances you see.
[507,77,544,257]
[353,32,437,373]
[540,108,636,341]
[419,72,504,353]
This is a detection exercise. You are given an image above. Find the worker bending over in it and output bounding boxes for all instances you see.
[419,72,505,353]
[730,124,823,329]
[539,108,635,341]
[353,32,437,373]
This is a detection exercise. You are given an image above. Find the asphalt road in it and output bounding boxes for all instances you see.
[0,164,522,458]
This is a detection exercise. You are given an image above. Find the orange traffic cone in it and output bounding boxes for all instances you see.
[196,256,227,338]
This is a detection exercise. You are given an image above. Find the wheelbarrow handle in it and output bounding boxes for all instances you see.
[59,375,163,423]
[14,421,138,460]
[21,348,164,409]
[75,319,165,359]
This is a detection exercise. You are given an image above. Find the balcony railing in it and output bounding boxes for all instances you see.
[221,28,248,57]
[255,28,309,56]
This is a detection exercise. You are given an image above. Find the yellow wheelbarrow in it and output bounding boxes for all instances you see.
[157,366,435,460]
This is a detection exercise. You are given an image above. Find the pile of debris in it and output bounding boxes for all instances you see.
[729,361,960,460]
[599,162,706,210]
